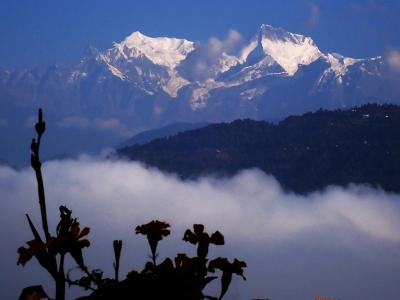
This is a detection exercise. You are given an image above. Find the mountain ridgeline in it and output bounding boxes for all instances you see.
[1,24,400,165]
[118,104,400,194]
[119,122,208,147]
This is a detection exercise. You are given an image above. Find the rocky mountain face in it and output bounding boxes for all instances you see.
[0,24,398,164]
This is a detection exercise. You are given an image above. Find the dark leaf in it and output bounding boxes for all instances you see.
[25,214,43,244]
[220,271,232,300]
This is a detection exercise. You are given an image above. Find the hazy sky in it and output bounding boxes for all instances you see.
[1,0,400,68]
[2,158,400,299]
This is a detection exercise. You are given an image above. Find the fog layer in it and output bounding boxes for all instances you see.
[1,158,400,299]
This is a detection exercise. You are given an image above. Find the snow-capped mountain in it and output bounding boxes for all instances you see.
[184,24,391,112]
[0,24,398,164]
[99,31,195,97]
[250,24,322,75]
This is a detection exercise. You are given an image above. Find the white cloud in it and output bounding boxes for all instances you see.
[307,2,321,28]
[208,29,243,54]
[2,159,400,299]
[189,29,244,79]
[386,50,400,72]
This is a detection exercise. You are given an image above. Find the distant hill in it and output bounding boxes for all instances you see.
[118,104,400,194]
[119,122,208,147]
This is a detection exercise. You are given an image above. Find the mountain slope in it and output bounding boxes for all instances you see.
[119,122,208,147]
[118,104,400,194]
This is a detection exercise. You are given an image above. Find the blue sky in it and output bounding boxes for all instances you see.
[0,0,400,68]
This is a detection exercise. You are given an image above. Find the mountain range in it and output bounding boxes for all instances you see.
[1,24,399,164]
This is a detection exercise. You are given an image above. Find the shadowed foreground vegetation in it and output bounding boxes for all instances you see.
[17,110,264,300]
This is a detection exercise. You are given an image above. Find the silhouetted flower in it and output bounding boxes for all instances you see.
[135,220,170,263]
[113,240,122,259]
[113,240,122,281]
[183,224,224,259]
[47,208,90,269]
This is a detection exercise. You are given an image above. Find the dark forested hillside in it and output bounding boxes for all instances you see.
[118,104,400,193]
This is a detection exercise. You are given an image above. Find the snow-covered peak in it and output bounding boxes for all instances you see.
[253,24,322,75]
[115,31,195,69]
[324,53,362,76]
[316,53,365,85]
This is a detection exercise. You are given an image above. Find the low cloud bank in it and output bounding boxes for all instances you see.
[1,157,400,299]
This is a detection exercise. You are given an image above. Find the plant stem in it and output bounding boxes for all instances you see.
[32,113,50,241]
[56,254,65,300]
[34,162,50,241]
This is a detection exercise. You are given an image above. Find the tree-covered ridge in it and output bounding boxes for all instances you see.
[118,104,400,194]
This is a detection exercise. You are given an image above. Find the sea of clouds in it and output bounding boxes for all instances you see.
[1,157,400,300]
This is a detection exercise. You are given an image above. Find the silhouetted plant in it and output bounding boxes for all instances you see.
[112,240,122,282]
[183,224,225,259]
[208,257,246,300]
[18,109,249,300]
[135,220,170,266]
[18,109,92,300]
